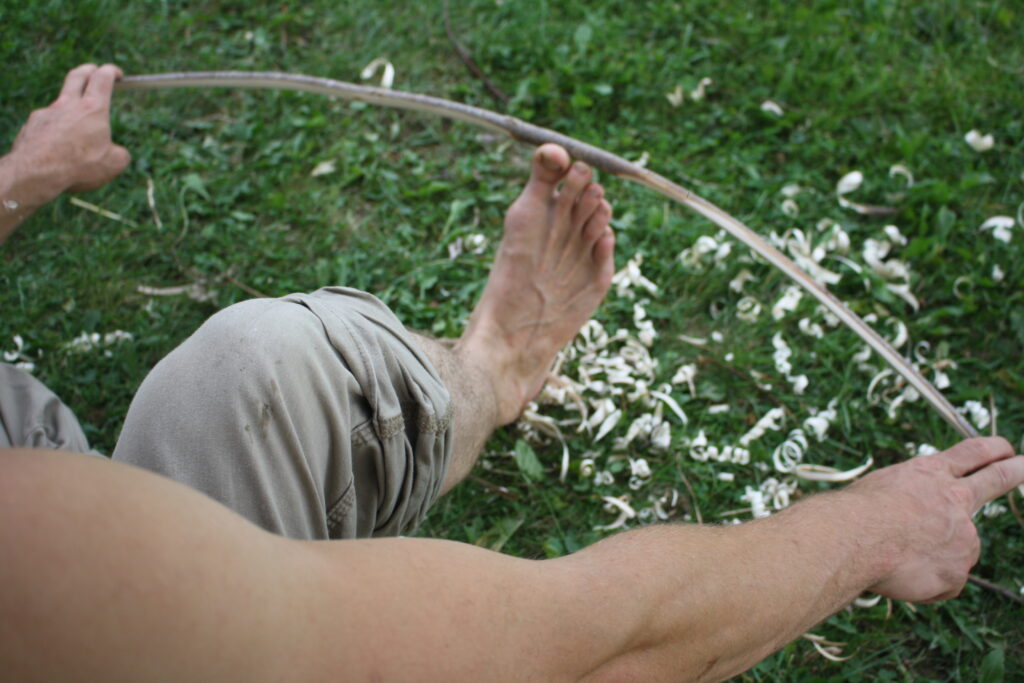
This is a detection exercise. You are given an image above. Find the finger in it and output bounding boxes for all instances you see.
[938,437,1014,477]
[59,63,99,99]
[964,455,1024,512]
[83,64,123,103]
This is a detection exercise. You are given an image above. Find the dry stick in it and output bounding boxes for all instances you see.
[986,393,1024,533]
[989,392,997,438]
[1008,488,1024,532]
[673,460,703,524]
[69,197,137,227]
[116,71,1024,603]
[223,272,270,299]
[442,0,510,106]
[966,575,1024,606]
[116,71,977,441]
[469,474,520,502]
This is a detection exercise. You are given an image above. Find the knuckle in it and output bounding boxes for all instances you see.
[991,461,1012,492]
[924,571,966,603]
[990,436,1013,453]
[69,64,97,79]
[961,438,986,459]
[945,566,968,590]
[80,96,106,113]
[964,436,1012,461]
[962,523,980,552]
[912,456,943,474]
[947,483,973,507]
[969,539,981,564]
[946,584,965,601]
[954,525,981,569]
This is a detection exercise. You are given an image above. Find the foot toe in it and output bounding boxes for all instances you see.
[593,229,615,282]
[557,162,593,213]
[582,199,613,245]
[572,183,605,232]
[525,144,571,195]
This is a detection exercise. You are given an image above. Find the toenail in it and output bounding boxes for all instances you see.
[573,162,590,176]
[540,150,563,172]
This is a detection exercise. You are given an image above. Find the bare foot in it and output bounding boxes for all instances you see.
[456,144,615,425]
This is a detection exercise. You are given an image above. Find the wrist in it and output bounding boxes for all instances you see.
[764,489,901,596]
[826,488,905,587]
[0,151,66,209]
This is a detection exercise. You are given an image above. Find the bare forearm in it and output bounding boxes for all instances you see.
[300,492,888,683]
[557,435,1024,681]
[4,440,1019,682]
[562,492,886,682]
[0,153,59,246]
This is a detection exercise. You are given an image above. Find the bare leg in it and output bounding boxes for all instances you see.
[420,144,615,493]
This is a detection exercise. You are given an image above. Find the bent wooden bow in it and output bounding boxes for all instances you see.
[116,71,979,440]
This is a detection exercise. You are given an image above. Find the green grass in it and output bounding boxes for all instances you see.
[2,0,1022,679]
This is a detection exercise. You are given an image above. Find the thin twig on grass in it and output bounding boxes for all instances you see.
[469,475,520,501]
[146,177,163,229]
[988,392,997,437]
[967,574,1024,605]
[69,197,137,227]
[1008,489,1024,532]
[985,392,1024,533]
[442,0,510,106]
[137,283,215,302]
[673,459,703,524]
[224,272,270,299]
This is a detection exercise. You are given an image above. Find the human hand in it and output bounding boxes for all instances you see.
[847,437,1024,603]
[6,63,131,206]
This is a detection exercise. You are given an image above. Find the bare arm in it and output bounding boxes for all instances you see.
[306,439,1018,681]
[1,438,1020,682]
[0,63,130,245]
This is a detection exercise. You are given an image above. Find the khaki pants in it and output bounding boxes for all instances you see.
[1,287,453,540]
[0,363,96,455]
